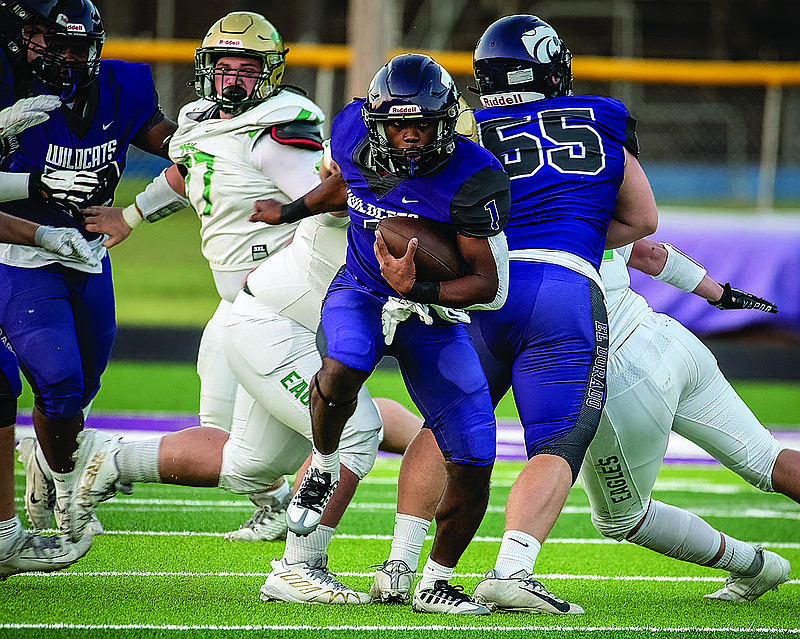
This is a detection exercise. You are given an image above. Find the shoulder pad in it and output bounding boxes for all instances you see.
[269,120,323,151]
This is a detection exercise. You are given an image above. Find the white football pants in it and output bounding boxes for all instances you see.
[580,312,783,539]
[218,290,382,494]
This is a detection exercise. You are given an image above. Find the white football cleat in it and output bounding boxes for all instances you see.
[369,559,415,603]
[16,437,55,530]
[224,491,290,542]
[412,580,490,615]
[472,569,584,614]
[704,549,791,602]
[285,468,337,536]
[69,429,122,542]
[259,553,370,604]
[0,530,92,579]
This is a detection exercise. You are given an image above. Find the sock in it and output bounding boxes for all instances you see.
[250,479,291,508]
[494,530,541,578]
[116,438,161,485]
[283,525,335,564]
[0,516,23,553]
[387,514,430,569]
[711,534,760,576]
[627,500,745,571]
[417,556,453,591]
[311,448,340,481]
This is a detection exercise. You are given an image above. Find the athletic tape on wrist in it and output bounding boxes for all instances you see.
[652,243,706,293]
[122,203,143,229]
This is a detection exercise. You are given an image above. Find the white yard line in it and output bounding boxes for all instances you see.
[2,623,799,633]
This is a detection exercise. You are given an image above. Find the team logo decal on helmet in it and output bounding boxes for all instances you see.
[194,11,287,116]
[362,53,461,178]
[0,0,105,99]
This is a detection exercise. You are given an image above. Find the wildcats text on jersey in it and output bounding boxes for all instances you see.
[346,188,418,222]
[45,140,118,171]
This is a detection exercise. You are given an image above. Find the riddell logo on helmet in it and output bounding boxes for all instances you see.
[66,23,87,33]
[217,39,243,47]
[479,93,525,107]
[389,105,421,115]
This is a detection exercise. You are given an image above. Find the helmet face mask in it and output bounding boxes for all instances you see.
[473,14,572,100]
[362,53,460,178]
[195,12,287,116]
[1,0,105,99]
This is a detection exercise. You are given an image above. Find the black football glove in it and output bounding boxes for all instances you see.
[709,282,778,313]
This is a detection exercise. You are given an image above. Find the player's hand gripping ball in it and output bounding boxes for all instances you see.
[376,216,464,282]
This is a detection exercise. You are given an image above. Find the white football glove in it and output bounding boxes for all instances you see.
[381,298,433,346]
[38,169,101,204]
[34,226,100,268]
[0,95,62,139]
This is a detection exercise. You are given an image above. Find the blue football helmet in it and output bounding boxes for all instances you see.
[473,14,572,99]
[0,0,105,99]
[362,53,461,178]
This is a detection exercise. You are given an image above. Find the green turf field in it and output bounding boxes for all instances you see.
[4,454,799,638]
[5,182,797,635]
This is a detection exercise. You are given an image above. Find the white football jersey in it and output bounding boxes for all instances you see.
[169,90,325,274]
[245,212,349,331]
[599,245,652,353]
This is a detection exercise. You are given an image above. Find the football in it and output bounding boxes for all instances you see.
[377,216,464,282]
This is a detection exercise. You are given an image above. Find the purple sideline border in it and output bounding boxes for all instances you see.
[16,413,800,465]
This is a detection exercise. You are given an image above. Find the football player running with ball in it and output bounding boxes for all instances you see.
[252,53,511,614]
[370,15,657,613]
[0,0,176,544]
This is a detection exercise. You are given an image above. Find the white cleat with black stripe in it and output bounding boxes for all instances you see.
[473,569,584,614]
[412,580,490,615]
[704,548,791,602]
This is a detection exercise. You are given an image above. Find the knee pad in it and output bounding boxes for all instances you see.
[34,390,83,421]
[591,505,647,541]
[218,434,310,495]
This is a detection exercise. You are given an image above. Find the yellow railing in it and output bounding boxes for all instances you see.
[104,38,800,87]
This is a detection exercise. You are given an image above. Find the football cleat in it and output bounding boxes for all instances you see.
[224,492,290,542]
[704,549,791,602]
[259,553,370,604]
[472,569,584,614]
[412,580,490,615]
[0,530,92,580]
[285,468,338,536]
[369,559,415,603]
[16,437,56,530]
[69,429,122,542]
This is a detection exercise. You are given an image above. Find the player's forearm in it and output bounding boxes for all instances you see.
[0,211,37,245]
[121,165,189,229]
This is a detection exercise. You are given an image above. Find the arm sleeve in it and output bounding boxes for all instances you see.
[623,115,640,157]
[250,132,323,201]
[450,166,510,238]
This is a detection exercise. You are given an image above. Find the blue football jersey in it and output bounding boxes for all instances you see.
[475,95,638,269]
[331,99,510,298]
[0,55,162,237]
